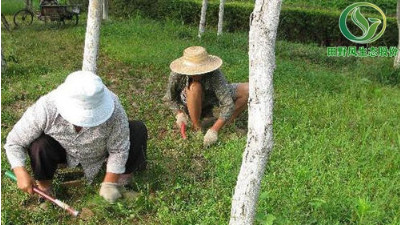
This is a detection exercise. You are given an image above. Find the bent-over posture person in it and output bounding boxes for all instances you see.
[4,71,147,204]
[163,46,249,147]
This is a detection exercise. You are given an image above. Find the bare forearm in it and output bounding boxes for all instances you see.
[211,118,225,132]
[14,166,29,178]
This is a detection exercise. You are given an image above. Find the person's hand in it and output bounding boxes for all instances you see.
[14,167,34,194]
[203,129,218,147]
[175,112,188,128]
[99,182,122,203]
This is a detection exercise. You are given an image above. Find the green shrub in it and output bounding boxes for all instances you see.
[283,0,397,16]
[109,0,399,47]
[66,0,88,13]
[278,7,398,46]
[1,0,31,15]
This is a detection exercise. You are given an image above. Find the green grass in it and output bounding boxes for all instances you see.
[2,15,400,224]
[1,0,26,15]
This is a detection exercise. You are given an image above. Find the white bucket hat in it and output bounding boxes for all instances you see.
[170,46,223,75]
[55,71,115,127]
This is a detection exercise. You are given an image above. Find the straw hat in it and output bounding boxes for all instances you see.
[54,71,115,127]
[170,46,223,75]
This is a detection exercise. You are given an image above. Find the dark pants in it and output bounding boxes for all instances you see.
[28,120,147,180]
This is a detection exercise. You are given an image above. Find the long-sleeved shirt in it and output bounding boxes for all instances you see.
[163,69,235,120]
[4,90,130,181]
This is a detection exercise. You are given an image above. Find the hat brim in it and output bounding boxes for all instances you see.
[170,55,222,75]
[55,86,115,127]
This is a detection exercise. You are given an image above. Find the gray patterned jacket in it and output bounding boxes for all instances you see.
[4,90,130,181]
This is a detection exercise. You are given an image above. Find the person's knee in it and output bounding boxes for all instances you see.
[237,83,249,101]
[129,120,148,138]
[242,83,249,99]
[187,81,202,93]
[29,135,52,156]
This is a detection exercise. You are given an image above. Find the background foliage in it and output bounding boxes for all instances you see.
[108,0,398,46]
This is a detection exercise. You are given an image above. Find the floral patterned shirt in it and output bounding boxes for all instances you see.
[4,90,130,181]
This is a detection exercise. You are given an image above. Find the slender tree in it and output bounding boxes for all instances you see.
[198,0,208,38]
[217,0,225,36]
[103,0,109,20]
[394,0,400,68]
[82,0,103,73]
[229,0,282,224]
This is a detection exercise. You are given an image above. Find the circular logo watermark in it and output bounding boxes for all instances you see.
[339,2,386,44]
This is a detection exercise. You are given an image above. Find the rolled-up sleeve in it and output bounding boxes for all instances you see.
[5,96,48,169]
[162,72,185,114]
[212,71,235,120]
[106,99,130,174]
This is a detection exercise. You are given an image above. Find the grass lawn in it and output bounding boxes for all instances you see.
[1,13,400,225]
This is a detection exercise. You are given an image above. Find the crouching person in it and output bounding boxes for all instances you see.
[163,46,249,147]
[4,71,147,204]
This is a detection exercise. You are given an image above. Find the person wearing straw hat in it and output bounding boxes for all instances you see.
[164,46,249,147]
[4,71,147,204]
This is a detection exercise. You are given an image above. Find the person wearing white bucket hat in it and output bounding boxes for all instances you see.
[164,46,249,147]
[5,71,148,204]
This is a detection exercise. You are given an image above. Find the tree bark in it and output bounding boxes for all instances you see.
[229,0,282,224]
[394,0,400,69]
[82,0,103,73]
[198,0,208,38]
[217,0,225,36]
[102,0,109,20]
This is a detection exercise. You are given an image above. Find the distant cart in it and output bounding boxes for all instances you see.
[13,0,80,27]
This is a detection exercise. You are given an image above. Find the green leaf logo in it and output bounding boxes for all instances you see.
[339,2,386,44]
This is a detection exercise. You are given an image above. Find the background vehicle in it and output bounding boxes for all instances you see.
[13,0,80,27]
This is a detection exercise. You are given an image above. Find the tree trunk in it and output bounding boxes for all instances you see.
[102,0,109,20]
[217,0,225,36]
[82,0,103,73]
[198,0,208,38]
[229,0,282,224]
[394,0,400,69]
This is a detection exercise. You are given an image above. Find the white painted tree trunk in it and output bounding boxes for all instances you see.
[229,0,282,224]
[198,0,208,38]
[394,0,400,69]
[102,0,109,20]
[82,0,103,73]
[217,0,225,36]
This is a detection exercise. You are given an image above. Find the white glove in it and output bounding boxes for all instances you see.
[99,182,122,203]
[203,129,218,147]
[175,112,188,127]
